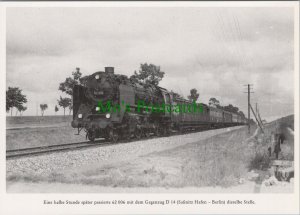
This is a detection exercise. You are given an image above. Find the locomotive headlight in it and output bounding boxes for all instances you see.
[95,74,100,80]
[105,113,111,119]
[95,106,100,111]
[78,114,83,119]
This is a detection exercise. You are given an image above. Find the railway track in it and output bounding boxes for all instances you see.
[6,132,166,159]
[5,130,179,159]
[6,140,109,159]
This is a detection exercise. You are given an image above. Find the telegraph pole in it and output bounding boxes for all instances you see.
[244,84,254,134]
[243,85,264,133]
[250,104,264,133]
[256,104,264,127]
[248,84,250,133]
[256,103,258,116]
[36,102,38,116]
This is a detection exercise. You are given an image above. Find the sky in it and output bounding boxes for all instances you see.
[6,7,294,121]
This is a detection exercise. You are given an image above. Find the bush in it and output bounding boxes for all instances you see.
[249,152,271,170]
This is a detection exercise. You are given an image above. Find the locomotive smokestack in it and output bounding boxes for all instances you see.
[105,67,114,74]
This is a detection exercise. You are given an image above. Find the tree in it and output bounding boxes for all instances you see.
[22,106,27,116]
[249,118,255,125]
[187,88,199,102]
[17,105,27,116]
[55,105,59,115]
[209,98,220,107]
[59,68,83,117]
[59,67,83,96]
[223,104,239,113]
[40,104,48,116]
[58,97,71,116]
[130,63,165,87]
[6,87,27,116]
[69,102,73,115]
[171,90,184,99]
[16,104,22,116]
[238,110,245,118]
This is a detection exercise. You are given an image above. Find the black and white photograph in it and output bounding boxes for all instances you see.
[1,1,299,214]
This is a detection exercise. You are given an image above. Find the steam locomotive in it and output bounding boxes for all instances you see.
[71,67,246,142]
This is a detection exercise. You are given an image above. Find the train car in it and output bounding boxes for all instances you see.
[223,110,232,123]
[237,114,242,123]
[232,113,238,124]
[209,107,223,123]
[242,117,248,124]
[170,96,210,130]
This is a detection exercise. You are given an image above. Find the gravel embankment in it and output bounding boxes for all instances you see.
[7,126,244,178]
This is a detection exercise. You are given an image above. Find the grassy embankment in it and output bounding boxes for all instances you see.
[6,116,86,150]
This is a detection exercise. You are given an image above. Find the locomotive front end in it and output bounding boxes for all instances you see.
[72,67,120,141]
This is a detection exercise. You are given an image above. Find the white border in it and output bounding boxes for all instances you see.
[0,1,299,215]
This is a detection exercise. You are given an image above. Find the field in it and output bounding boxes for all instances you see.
[7,115,73,128]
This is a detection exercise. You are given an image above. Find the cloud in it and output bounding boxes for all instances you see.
[6,7,294,120]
